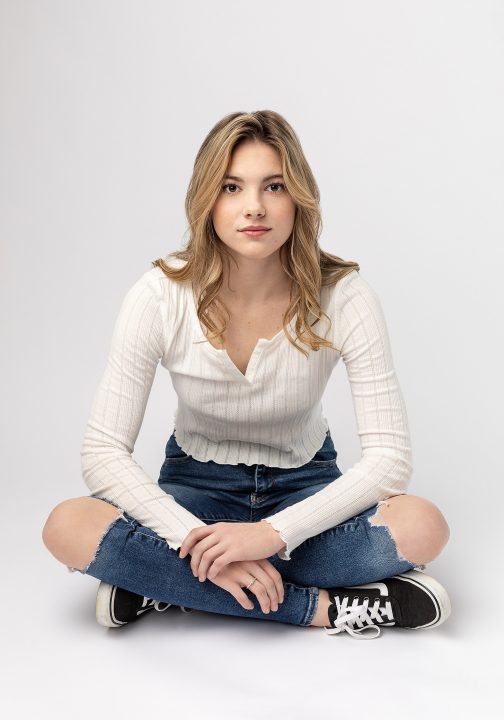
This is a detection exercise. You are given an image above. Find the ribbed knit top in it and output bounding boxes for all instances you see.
[80,256,412,560]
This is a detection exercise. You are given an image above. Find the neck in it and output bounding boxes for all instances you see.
[221,253,292,305]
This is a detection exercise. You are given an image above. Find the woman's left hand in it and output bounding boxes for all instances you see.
[178,520,287,581]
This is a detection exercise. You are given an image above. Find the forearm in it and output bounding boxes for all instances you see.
[81,442,207,552]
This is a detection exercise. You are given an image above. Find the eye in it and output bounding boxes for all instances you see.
[221,182,286,194]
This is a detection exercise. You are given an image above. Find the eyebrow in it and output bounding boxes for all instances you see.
[223,174,284,183]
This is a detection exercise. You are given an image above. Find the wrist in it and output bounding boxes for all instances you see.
[260,519,287,552]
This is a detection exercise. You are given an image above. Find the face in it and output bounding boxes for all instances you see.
[211,139,296,264]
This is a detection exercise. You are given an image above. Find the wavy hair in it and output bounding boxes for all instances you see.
[152,110,360,357]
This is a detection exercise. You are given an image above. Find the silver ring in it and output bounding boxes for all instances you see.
[246,577,257,590]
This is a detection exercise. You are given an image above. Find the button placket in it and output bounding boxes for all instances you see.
[240,340,266,383]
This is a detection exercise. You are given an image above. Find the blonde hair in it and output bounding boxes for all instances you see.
[152,109,360,357]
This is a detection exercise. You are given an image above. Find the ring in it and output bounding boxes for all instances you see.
[246,577,257,590]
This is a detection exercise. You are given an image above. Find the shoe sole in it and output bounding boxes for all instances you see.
[96,581,128,627]
[396,569,451,629]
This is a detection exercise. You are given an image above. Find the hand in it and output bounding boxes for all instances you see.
[179,520,287,581]
[208,558,285,614]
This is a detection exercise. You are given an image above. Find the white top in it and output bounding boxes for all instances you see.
[80,256,412,560]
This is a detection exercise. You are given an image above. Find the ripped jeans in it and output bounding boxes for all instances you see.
[73,430,424,626]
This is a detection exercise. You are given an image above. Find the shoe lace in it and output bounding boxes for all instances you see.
[137,596,172,615]
[325,594,394,640]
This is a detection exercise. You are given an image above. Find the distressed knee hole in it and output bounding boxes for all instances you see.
[68,507,128,574]
[368,501,426,570]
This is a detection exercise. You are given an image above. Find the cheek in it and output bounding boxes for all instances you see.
[278,196,296,218]
[278,201,296,232]
[212,202,231,230]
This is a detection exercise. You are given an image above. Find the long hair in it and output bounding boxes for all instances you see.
[151,110,360,357]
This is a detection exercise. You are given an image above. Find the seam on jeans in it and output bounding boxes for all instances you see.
[306,459,337,467]
[301,586,319,626]
[131,529,165,542]
[199,517,242,523]
[163,457,193,465]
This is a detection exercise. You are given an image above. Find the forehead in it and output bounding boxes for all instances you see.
[227,140,281,173]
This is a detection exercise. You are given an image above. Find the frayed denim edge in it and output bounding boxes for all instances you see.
[66,497,129,575]
[369,500,426,572]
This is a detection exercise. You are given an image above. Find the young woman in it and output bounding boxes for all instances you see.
[42,110,451,640]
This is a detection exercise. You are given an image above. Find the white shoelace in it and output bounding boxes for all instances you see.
[324,595,395,639]
[137,597,194,615]
[137,597,172,616]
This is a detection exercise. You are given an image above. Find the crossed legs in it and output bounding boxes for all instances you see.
[42,493,450,627]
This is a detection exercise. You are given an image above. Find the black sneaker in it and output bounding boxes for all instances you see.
[95,581,194,627]
[324,569,451,639]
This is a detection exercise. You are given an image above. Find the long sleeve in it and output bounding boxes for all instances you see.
[80,271,207,552]
[263,270,413,560]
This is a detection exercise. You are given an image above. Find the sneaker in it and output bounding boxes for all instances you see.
[95,581,193,627]
[324,569,451,640]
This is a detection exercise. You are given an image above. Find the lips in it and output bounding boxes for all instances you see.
[240,228,271,237]
[240,226,271,231]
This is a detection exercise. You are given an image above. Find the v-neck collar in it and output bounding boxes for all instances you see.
[187,284,297,384]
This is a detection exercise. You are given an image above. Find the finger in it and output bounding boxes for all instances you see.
[233,586,255,611]
[207,550,235,580]
[211,574,254,611]
[246,565,280,611]
[179,527,213,559]
[241,571,272,614]
[258,559,285,603]
[248,581,272,615]
[198,545,228,581]
[190,536,221,578]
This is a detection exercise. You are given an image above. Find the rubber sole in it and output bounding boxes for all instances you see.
[95,581,127,627]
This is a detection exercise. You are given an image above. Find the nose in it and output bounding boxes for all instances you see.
[242,190,266,217]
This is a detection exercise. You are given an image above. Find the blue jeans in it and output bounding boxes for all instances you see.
[78,430,420,626]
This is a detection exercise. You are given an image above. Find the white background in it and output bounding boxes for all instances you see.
[1,1,502,718]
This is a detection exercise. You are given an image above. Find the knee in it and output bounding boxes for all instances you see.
[370,494,450,565]
[42,496,122,569]
[42,497,89,556]
[42,496,121,565]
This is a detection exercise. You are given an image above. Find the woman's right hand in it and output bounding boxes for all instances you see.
[208,558,285,614]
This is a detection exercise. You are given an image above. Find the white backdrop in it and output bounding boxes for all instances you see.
[1,1,502,718]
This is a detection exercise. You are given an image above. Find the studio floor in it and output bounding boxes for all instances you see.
[4,534,499,720]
